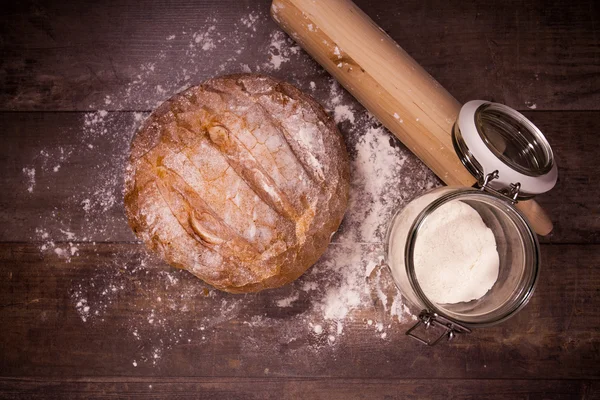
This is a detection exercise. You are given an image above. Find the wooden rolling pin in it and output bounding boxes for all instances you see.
[271,0,553,235]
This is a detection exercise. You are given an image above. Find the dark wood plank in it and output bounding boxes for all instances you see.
[523,111,600,244]
[0,377,596,400]
[1,243,598,379]
[1,0,598,396]
[360,0,600,111]
[0,111,139,243]
[1,0,598,111]
[1,110,597,244]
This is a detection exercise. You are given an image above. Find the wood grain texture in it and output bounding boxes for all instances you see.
[0,377,596,400]
[272,0,472,187]
[1,0,599,397]
[1,0,598,111]
[271,0,554,235]
[1,243,598,379]
[1,111,597,244]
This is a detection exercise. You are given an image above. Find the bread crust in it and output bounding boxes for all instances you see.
[124,74,349,293]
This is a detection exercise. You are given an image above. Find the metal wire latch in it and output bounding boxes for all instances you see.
[406,310,471,346]
[480,170,521,204]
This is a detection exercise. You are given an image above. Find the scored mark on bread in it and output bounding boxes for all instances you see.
[252,98,326,187]
[174,83,326,249]
[154,90,326,250]
[189,120,299,222]
[153,166,263,266]
[151,179,255,281]
[173,109,300,222]
[201,81,319,194]
[205,122,299,221]
[153,123,277,249]
[229,76,326,188]
[179,81,323,212]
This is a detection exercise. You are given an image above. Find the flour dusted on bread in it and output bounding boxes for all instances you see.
[124,74,350,293]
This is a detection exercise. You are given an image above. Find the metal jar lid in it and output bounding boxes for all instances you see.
[452,100,558,199]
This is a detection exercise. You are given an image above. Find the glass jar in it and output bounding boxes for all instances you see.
[386,187,540,345]
[384,101,556,345]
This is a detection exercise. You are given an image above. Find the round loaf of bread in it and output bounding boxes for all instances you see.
[124,74,349,293]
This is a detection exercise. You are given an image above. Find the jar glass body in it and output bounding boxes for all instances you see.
[385,187,540,328]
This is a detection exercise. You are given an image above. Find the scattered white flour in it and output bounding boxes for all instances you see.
[276,293,300,307]
[321,265,362,319]
[241,12,259,30]
[192,25,217,51]
[526,101,537,109]
[265,30,299,70]
[156,85,166,96]
[355,127,406,241]
[333,46,342,59]
[75,299,90,322]
[327,80,356,125]
[17,9,444,367]
[22,167,35,192]
[365,259,380,278]
[334,105,355,124]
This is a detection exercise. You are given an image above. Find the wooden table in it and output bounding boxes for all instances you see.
[1,0,599,398]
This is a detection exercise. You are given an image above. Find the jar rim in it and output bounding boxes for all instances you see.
[455,101,558,197]
[402,188,541,328]
[475,102,555,177]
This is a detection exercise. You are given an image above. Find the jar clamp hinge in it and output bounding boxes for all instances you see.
[406,310,472,346]
[480,170,521,204]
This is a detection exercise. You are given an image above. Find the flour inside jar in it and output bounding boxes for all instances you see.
[413,200,500,304]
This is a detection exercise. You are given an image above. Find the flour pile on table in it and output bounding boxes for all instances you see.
[24,9,439,366]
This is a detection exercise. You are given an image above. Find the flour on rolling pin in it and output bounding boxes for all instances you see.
[271,0,556,236]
